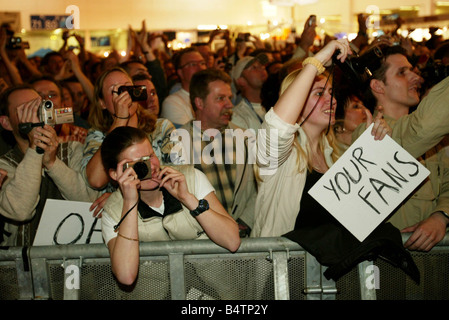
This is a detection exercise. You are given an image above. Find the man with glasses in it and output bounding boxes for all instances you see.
[29,76,88,142]
[161,47,207,128]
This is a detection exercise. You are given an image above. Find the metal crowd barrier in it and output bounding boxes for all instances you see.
[1,234,448,300]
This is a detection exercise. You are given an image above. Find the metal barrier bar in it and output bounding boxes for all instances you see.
[1,233,448,300]
[169,253,186,300]
[270,250,290,300]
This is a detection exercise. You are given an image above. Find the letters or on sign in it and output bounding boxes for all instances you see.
[308,124,430,242]
[33,199,103,246]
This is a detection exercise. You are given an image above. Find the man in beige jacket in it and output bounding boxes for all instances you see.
[0,85,99,246]
[360,45,449,251]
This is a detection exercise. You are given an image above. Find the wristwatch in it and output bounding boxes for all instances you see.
[190,199,209,217]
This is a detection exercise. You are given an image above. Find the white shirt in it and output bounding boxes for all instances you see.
[101,168,215,244]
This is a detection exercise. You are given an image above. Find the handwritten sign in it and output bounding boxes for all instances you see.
[33,199,103,246]
[309,124,430,242]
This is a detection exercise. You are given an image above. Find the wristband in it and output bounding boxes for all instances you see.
[112,113,131,120]
[439,211,449,221]
[302,57,326,75]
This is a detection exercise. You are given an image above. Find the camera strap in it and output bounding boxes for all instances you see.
[113,192,140,232]
[299,63,335,130]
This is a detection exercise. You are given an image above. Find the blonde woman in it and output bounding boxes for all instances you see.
[250,39,421,283]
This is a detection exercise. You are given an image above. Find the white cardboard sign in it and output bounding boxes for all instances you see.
[33,199,103,246]
[308,124,430,242]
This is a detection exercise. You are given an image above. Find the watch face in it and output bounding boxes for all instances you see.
[199,199,209,211]
[191,199,209,216]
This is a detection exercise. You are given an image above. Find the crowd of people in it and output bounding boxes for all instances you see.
[0,13,449,289]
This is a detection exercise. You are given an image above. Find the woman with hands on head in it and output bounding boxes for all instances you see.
[100,126,240,285]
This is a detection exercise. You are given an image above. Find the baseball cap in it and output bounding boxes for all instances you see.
[231,53,267,82]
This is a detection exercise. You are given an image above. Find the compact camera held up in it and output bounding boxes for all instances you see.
[123,156,152,180]
[115,85,147,101]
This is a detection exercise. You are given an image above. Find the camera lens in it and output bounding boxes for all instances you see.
[44,100,53,109]
[133,161,149,179]
[133,87,143,97]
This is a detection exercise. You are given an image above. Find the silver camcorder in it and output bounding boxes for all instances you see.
[123,156,152,180]
[39,100,74,126]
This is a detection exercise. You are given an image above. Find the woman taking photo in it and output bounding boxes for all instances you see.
[100,126,240,285]
[82,67,178,191]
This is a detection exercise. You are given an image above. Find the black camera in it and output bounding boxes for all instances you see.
[123,156,152,180]
[6,37,30,50]
[333,46,384,90]
[117,85,147,101]
[419,60,449,88]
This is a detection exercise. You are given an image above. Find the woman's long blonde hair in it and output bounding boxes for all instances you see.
[89,67,156,133]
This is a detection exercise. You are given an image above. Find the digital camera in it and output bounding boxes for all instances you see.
[333,46,384,90]
[420,60,449,88]
[123,156,152,180]
[7,37,30,50]
[117,85,147,101]
[39,100,74,126]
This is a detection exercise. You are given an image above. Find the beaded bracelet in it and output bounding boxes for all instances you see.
[302,57,326,75]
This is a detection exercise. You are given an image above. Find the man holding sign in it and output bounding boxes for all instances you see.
[361,45,449,252]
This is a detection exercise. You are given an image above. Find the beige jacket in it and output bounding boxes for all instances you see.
[102,165,208,242]
[352,75,449,159]
[251,109,334,237]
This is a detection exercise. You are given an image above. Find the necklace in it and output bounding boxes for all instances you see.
[311,151,328,173]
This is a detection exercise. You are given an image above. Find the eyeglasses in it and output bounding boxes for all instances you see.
[180,60,207,69]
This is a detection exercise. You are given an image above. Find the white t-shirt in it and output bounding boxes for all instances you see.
[101,168,215,244]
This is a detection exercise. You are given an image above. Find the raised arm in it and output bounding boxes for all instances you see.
[64,50,95,104]
[274,39,351,125]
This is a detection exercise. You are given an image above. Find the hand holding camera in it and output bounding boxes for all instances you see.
[157,166,192,206]
[111,85,147,120]
[116,158,142,204]
[314,38,351,68]
[17,98,58,159]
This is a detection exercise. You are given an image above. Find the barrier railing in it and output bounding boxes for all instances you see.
[1,233,449,300]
